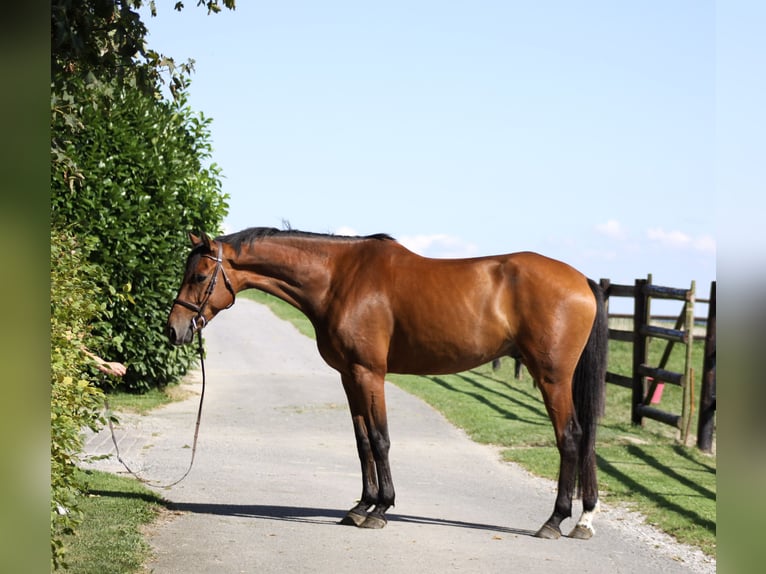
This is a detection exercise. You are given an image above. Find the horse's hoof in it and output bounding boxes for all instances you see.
[340,510,367,527]
[360,514,387,529]
[535,523,561,539]
[568,524,594,540]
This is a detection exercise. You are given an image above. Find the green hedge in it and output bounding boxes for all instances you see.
[50,229,110,569]
[51,83,228,391]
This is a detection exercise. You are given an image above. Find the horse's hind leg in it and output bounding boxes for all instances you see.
[535,380,581,539]
[570,499,600,539]
[570,448,600,539]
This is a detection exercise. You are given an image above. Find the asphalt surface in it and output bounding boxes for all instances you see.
[83,298,715,573]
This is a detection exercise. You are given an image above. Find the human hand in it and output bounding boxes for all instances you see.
[96,361,127,377]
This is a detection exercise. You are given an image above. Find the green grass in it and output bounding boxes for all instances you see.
[245,290,717,556]
[61,470,166,573]
[104,376,201,415]
[104,386,176,414]
[62,386,189,571]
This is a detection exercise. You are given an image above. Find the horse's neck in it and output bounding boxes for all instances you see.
[232,239,334,320]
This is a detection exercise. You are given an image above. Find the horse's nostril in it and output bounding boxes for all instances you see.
[167,326,177,343]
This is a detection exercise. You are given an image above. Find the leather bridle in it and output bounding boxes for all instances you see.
[172,242,236,332]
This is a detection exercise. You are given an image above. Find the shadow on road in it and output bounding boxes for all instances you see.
[164,500,537,537]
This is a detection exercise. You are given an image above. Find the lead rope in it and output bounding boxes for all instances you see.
[105,330,207,488]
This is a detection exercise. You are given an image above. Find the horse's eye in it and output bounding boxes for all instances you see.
[194,273,207,284]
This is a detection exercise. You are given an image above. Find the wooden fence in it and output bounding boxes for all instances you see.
[600,277,716,451]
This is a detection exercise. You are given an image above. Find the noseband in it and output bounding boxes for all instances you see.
[173,242,236,332]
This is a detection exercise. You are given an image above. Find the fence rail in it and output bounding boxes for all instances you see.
[600,277,716,451]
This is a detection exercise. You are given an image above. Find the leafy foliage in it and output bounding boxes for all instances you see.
[50,0,235,568]
[51,1,237,99]
[51,1,233,392]
[50,230,111,570]
[51,81,228,391]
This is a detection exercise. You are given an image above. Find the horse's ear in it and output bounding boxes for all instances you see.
[188,232,212,248]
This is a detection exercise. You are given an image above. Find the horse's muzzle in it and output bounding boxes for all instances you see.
[166,323,195,346]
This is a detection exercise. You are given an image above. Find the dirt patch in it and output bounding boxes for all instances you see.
[603,503,716,573]
[165,382,199,402]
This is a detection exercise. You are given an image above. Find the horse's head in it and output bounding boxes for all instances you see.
[166,233,236,346]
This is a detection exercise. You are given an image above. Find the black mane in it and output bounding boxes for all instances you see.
[216,227,395,254]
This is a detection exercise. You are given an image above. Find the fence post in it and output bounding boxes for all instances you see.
[632,278,648,426]
[680,281,696,445]
[697,281,716,452]
[599,278,611,308]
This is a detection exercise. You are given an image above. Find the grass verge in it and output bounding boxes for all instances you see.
[63,383,190,570]
[61,470,166,573]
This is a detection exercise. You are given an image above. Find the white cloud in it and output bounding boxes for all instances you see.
[693,234,717,255]
[333,227,478,258]
[647,227,691,247]
[646,227,716,254]
[595,219,627,240]
[334,225,359,236]
[399,234,479,258]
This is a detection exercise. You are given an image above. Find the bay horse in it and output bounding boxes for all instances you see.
[167,227,607,540]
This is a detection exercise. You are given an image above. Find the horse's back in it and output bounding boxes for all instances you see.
[378,245,594,315]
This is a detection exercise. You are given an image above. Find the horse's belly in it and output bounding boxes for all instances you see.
[386,335,510,376]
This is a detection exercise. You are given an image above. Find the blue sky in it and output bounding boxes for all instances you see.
[141,2,717,310]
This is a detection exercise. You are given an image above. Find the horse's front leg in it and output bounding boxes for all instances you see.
[339,370,395,529]
[339,414,379,527]
[360,411,394,529]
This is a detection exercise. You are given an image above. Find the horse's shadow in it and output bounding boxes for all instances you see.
[90,489,537,536]
[168,499,536,537]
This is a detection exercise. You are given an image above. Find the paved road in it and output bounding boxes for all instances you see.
[84,299,714,573]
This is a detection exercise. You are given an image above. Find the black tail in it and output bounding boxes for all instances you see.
[572,279,608,500]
